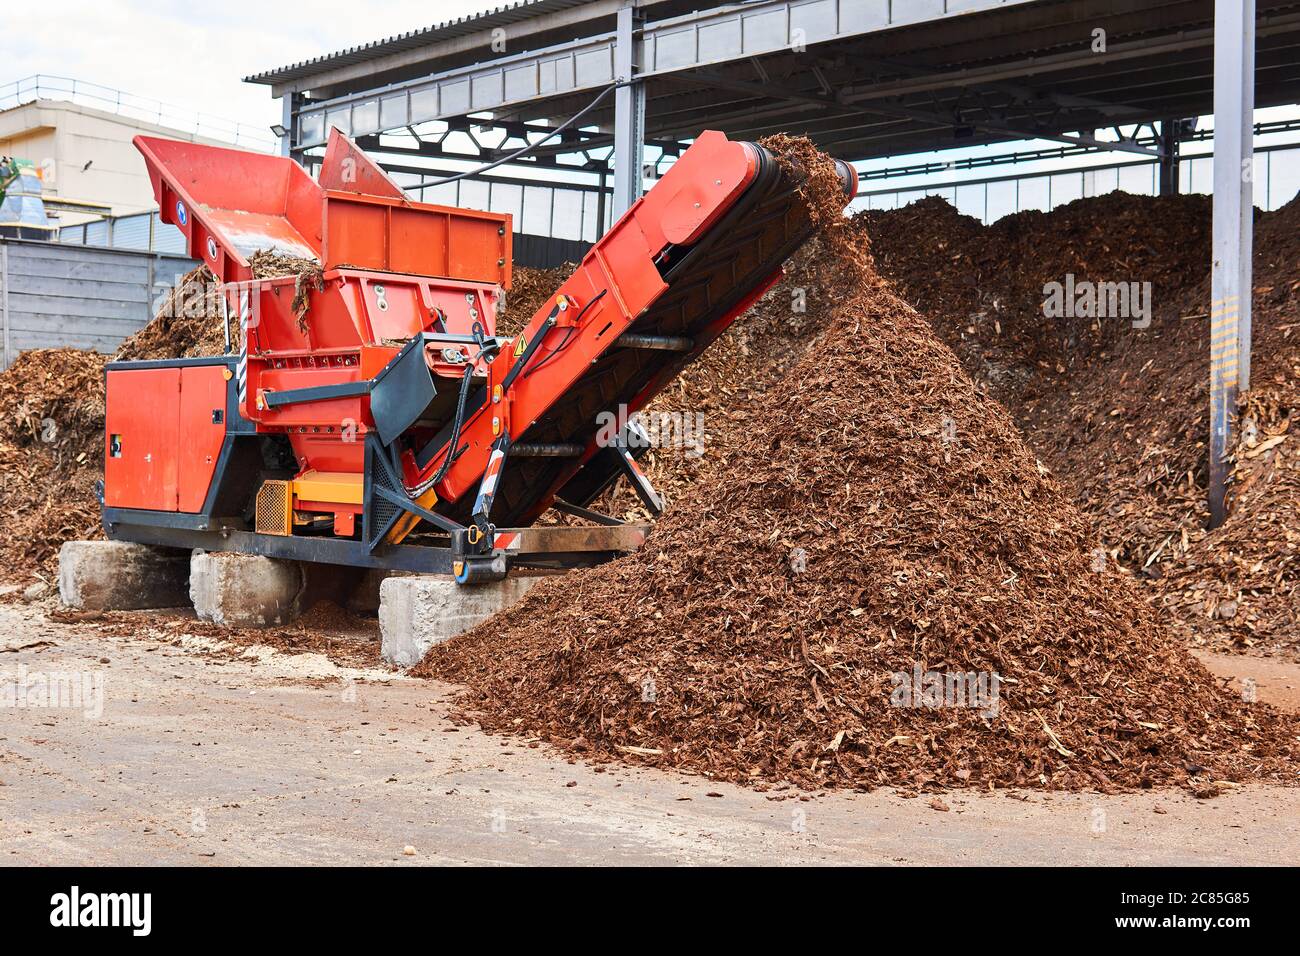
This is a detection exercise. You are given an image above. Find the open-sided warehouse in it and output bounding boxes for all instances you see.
[1,0,1298,890]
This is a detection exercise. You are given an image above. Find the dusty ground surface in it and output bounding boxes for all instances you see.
[1,603,1296,866]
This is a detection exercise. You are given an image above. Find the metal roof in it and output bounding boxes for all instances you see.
[261,0,1300,173]
[244,0,594,85]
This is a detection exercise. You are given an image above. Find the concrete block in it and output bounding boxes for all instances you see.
[58,540,190,611]
[380,574,541,668]
[190,551,305,627]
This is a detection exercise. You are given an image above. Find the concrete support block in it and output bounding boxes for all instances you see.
[190,551,305,627]
[379,574,541,668]
[58,540,190,611]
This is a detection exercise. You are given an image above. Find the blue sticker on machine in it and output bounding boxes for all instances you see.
[176,200,188,225]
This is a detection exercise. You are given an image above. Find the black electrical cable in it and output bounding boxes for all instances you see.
[521,289,608,380]
[415,81,632,189]
[521,327,577,380]
[406,342,488,497]
[408,284,606,495]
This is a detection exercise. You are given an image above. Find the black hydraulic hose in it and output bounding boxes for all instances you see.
[416,81,632,189]
[428,358,478,487]
[408,288,607,495]
[521,289,607,380]
[406,337,491,498]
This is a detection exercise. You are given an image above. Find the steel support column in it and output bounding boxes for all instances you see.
[1158,119,1181,195]
[1208,0,1255,528]
[279,95,295,158]
[612,3,645,219]
[596,164,610,237]
[1237,18,1256,395]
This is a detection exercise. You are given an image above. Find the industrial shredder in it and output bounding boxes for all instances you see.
[101,129,855,582]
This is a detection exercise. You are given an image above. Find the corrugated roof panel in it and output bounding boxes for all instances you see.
[245,0,594,84]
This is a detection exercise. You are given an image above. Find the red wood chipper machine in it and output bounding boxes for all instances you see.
[101,130,854,583]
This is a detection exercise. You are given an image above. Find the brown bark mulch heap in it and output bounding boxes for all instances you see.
[116,251,321,361]
[862,191,1300,659]
[415,144,1297,793]
[0,348,108,584]
[114,264,226,361]
[861,192,1214,397]
[497,263,576,337]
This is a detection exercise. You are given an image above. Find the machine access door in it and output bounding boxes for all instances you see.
[104,363,231,513]
[104,367,182,512]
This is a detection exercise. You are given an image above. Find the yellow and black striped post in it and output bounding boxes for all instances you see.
[1209,295,1242,528]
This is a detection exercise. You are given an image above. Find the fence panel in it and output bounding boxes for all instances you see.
[0,239,194,368]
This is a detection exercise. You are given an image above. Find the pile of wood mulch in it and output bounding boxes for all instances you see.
[116,250,320,361]
[497,263,575,337]
[1147,198,1300,653]
[862,191,1299,659]
[861,191,1214,398]
[114,264,226,361]
[416,139,1297,793]
[0,348,108,585]
[416,278,1297,793]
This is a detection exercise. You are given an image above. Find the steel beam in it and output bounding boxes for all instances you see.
[279,95,294,158]
[257,0,628,98]
[1208,0,1255,529]
[596,164,609,237]
[660,67,1163,159]
[283,0,1049,150]
[503,523,649,555]
[1158,119,1181,195]
[612,3,645,218]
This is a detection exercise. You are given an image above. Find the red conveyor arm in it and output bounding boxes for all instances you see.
[409,132,856,527]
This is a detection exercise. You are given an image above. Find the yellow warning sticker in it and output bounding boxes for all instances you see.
[513,336,527,358]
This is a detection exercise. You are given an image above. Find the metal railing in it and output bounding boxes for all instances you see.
[400,172,610,244]
[59,211,189,256]
[856,143,1300,224]
[0,75,276,152]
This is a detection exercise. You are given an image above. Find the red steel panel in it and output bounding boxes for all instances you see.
[319,131,407,200]
[177,366,230,513]
[323,197,390,271]
[136,129,510,288]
